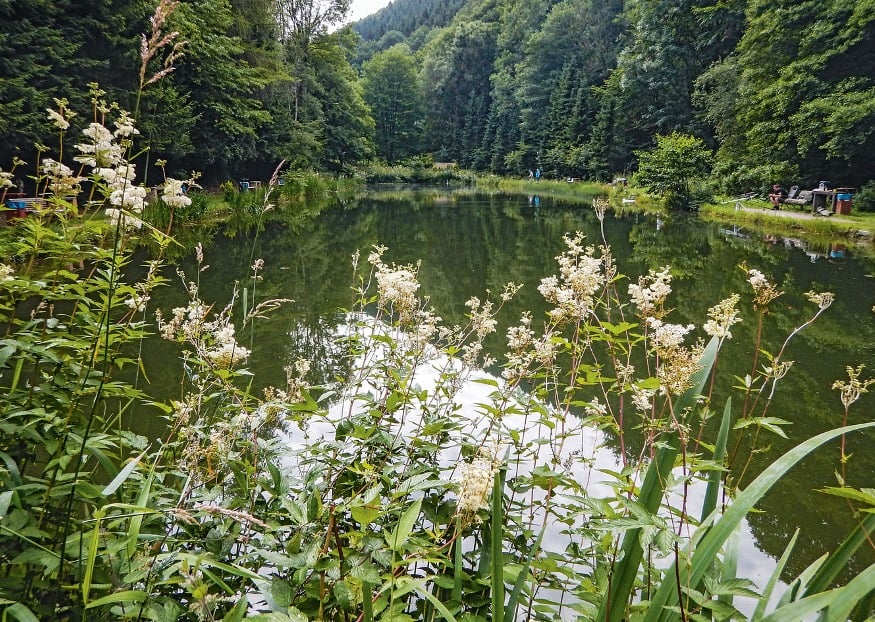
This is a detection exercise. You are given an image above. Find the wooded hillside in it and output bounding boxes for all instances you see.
[1,0,873,196]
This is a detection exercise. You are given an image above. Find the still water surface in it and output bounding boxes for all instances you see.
[140,189,875,583]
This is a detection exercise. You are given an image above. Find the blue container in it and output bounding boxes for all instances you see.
[6,199,25,209]
[837,193,852,200]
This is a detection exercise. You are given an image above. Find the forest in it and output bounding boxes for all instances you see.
[1,0,873,196]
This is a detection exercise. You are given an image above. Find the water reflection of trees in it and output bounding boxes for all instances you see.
[142,190,874,586]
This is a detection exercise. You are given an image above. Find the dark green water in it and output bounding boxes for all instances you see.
[139,189,875,582]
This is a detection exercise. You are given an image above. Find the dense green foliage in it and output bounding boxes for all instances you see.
[0,0,373,185]
[355,0,874,194]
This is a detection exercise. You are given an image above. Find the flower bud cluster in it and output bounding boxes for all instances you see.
[703,294,742,339]
[628,267,672,318]
[538,233,605,324]
[157,298,250,370]
[456,440,502,515]
[747,269,782,308]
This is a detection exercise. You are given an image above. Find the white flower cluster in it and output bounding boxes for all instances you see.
[703,294,742,339]
[456,440,502,515]
[631,386,656,413]
[162,177,192,209]
[832,365,874,409]
[0,264,15,282]
[0,169,13,189]
[157,299,250,369]
[466,296,498,338]
[375,263,421,323]
[125,292,151,313]
[646,318,702,395]
[538,233,605,323]
[747,269,782,307]
[647,318,695,353]
[75,122,125,168]
[46,108,70,130]
[41,158,83,198]
[628,267,672,317]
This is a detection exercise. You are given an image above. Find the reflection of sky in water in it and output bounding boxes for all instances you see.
[277,315,788,616]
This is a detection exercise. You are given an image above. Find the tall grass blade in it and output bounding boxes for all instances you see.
[82,510,104,605]
[759,564,875,622]
[453,516,462,604]
[2,602,40,622]
[598,337,719,622]
[101,450,146,496]
[701,398,732,523]
[802,512,875,598]
[752,529,800,621]
[491,468,505,622]
[503,522,546,622]
[813,563,875,622]
[644,421,875,622]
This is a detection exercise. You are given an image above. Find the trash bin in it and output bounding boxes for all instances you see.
[835,192,853,215]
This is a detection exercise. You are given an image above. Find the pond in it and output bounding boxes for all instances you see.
[138,188,875,586]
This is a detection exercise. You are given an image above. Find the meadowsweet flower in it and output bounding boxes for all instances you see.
[647,318,695,353]
[748,269,782,308]
[46,108,70,130]
[704,294,742,339]
[466,296,498,337]
[456,441,502,515]
[0,169,13,189]
[805,290,834,310]
[506,313,534,351]
[631,386,656,412]
[113,110,139,138]
[585,398,607,418]
[646,318,701,395]
[367,244,387,265]
[0,264,15,282]
[832,365,873,409]
[628,267,673,317]
[75,122,123,168]
[375,262,421,323]
[41,158,82,197]
[538,232,605,324]
[592,197,608,221]
[125,293,150,312]
[161,177,191,208]
[109,184,148,211]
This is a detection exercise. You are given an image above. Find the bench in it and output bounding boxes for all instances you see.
[782,186,812,206]
[3,197,47,216]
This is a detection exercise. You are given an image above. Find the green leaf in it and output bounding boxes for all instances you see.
[753,530,800,621]
[84,589,148,608]
[1,602,40,622]
[101,450,146,496]
[388,497,422,551]
[644,421,875,622]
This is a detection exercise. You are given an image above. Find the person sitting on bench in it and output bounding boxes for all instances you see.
[768,183,787,209]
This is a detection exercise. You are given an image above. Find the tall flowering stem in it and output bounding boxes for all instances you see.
[832,365,874,481]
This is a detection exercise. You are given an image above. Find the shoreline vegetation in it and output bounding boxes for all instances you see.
[200,169,875,258]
